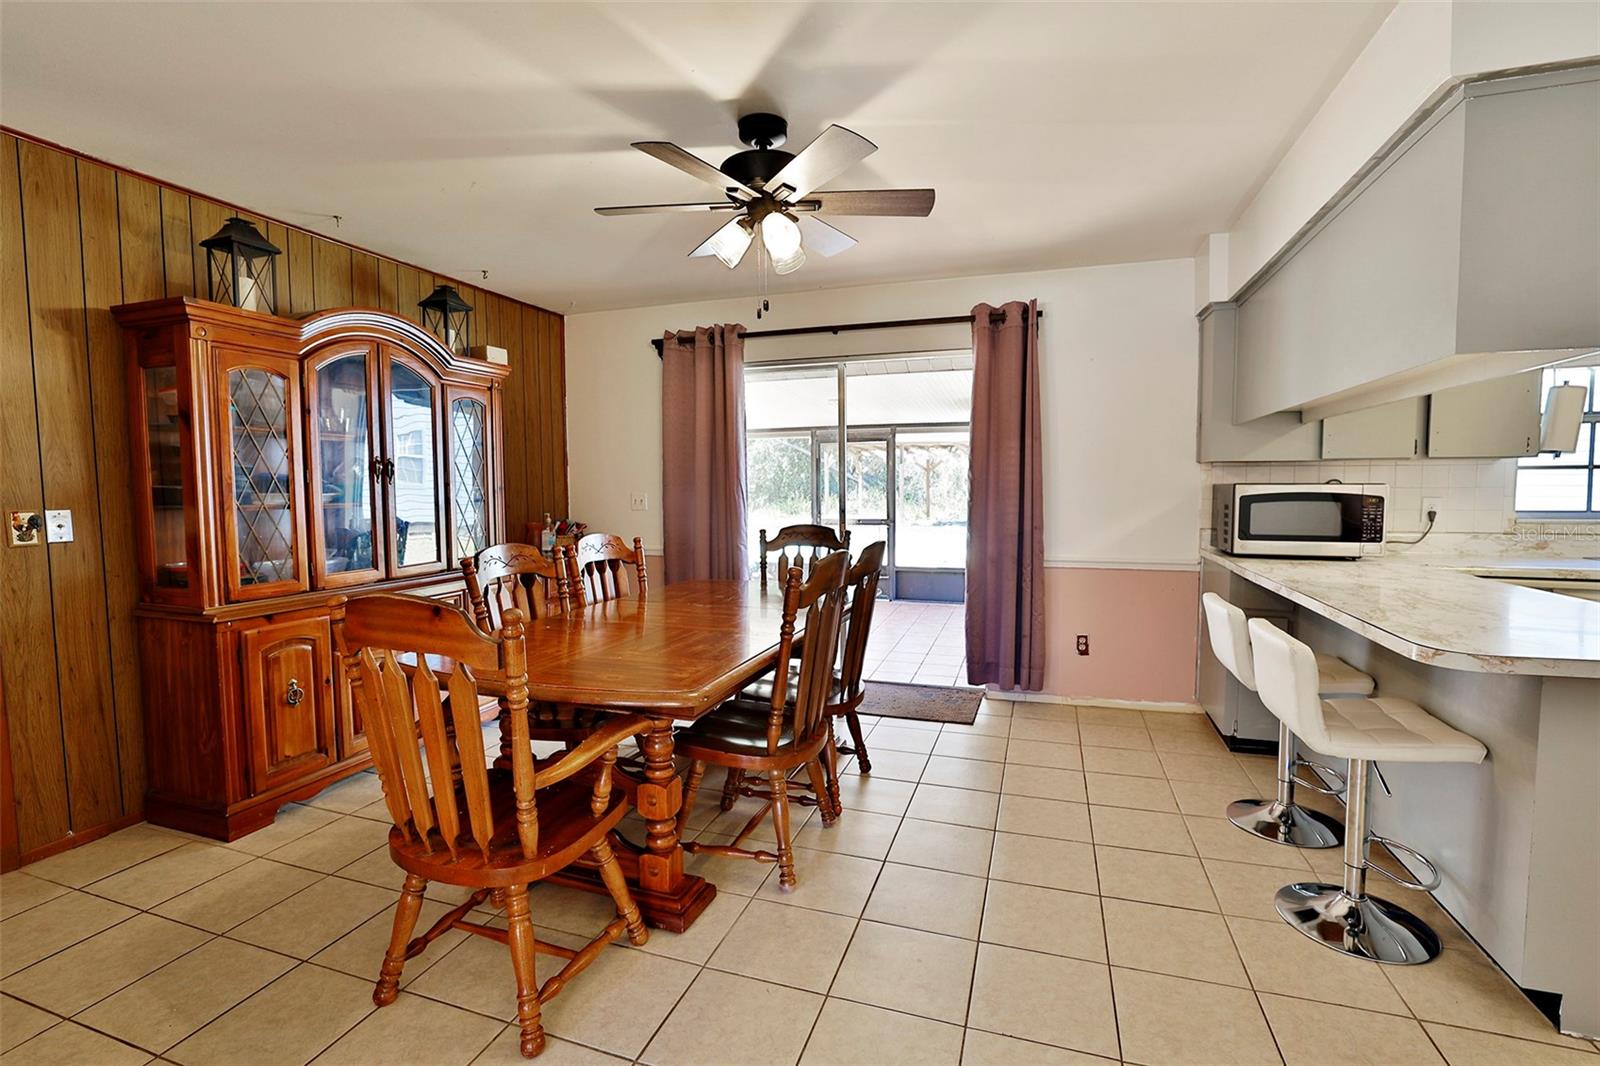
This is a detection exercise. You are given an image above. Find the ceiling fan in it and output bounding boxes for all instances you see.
[595,113,935,275]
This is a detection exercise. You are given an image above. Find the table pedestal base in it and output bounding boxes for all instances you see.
[548,831,717,933]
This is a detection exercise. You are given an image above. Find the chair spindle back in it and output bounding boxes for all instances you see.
[836,540,885,703]
[767,552,850,752]
[463,542,571,633]
[569,533,648,605]
[758,524,850,589]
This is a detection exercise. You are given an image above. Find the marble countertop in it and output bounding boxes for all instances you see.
[1201,544,1600,677]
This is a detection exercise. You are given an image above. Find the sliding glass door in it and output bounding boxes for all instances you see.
[745,354,972,601]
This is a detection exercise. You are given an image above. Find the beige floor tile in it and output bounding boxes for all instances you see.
[1226,915,1410,1015]
[683,833,783,896]
[221,804,341,856]
[708,899,855,992]
[1102,898,1248,986]
[1170,778,1259,817]
[1088,806,1195,855]
[1,1020,151,1065]
[1112,967,1282,1066]
[316,990,502,1065]
[642,968,822,1066]
[1078,724,1153,751]
[0,890,137,977]
[968,943,1117,1059]
[0,993,59,1051]
[887,819,995,878]
[1084,772,1177,813]
[1008,719,1080,745]
[168,963,375,1066]
[1079,746,1165,779]
[1202,859,1301,921]
[524,882,627,939]
[1148,726,1229,755]
[85,842,254,910]
[0,872,68,921]
[1,912,209,1016]
[980,881,1105,962]
[995,795,1091,843]
[301,771,387,814]
[1095,846,1218,911]
[932,733,1009,763]
[922,755,1005,793]
[77,936,295,1052]
[266,817,394,874]
[832,774,917,816]
[1008,702,1075,723]
[1002,740,1083,771]
[406,932,522,1020]
[960,1028,1116,1065]
[312,896,468,986]
[1001,765,1086,803]
[1259,994,1444,1065]
[1384,928,1598,1048]
[908,784,1000,829]
[535,943,698,1059]
[1157,752,1254,786]
[794,808,900,860]
[693,792,795,845]
[1235,754,1281,793]
[1423,1022,1600,1064]
[844,749,929,782]
[1074,706,1145,727]
[800,998,963,1065]
[868,726,940,755]
[632,888,748,965]
[472,1028,628,1065]
[964,715,1012,739]
[755,847,882,916]
[865,862,987,939]
[152,858,322,933]
[229,875,394,958]
[831,920,976,1024]
[331,846,408,892]
[990,833,1097,894]
[22,825,186,889]
[976,699,1014,718]
[1184,816,1312,870]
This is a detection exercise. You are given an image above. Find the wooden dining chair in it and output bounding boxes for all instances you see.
[720,540,886,814]
[675,552,850,888]
[758,524,850,589]
[462,543,604,757]
[567,532,647,605]
[332,592,649,1060]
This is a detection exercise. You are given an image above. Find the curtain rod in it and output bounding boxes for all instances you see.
[651,309,1041,357]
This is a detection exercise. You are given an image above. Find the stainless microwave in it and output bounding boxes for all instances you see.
[1213,483,1387,558]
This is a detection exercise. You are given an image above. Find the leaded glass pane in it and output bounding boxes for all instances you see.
[450,398,487,562]
[228,367,296,586]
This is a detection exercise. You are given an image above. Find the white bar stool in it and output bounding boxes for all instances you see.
[1248,617,1487,965]
[1201,593,1374,849]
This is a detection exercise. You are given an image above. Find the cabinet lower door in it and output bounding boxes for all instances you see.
[242,617,337,793]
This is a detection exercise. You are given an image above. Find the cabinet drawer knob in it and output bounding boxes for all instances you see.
[285,678,305,706]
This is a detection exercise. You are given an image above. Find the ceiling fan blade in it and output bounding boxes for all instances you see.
[800,189,936,217]
[688,216,753,266]
[797,215,856,258]
[632,141,758,199]
[594,202,741,216]
[767,125,877,202]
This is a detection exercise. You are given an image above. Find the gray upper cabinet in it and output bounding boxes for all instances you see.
[1196,302,1320,462]
[1428,372,1542,458]
[1322,397,1426,459]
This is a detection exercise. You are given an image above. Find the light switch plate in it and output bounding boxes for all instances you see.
[630,493,648,512]
[9,511,42,546]
[45,509,74,543]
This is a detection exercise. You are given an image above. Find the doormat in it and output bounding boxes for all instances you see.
[863,681,983,725]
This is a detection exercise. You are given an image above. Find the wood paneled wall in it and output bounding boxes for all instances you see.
[0,131,567,866]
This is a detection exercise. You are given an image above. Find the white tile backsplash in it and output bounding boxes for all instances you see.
[1202,458,1518,535]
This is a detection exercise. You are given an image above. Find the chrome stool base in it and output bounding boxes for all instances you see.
[1227,799,1343,849]
[1274,882,1442,965]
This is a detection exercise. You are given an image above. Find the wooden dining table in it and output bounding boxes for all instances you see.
[507,578,807,932]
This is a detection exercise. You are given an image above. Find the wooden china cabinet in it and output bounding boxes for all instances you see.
[114,298,508,839]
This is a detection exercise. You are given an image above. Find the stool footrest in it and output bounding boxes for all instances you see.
[1292,757,1346,796]
[1366,834,1442,892]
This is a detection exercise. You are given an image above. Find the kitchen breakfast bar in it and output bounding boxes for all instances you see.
[1200,542,1600,1039]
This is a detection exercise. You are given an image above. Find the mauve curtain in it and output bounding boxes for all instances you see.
[661,325,748,583]
[966,300,1046,691]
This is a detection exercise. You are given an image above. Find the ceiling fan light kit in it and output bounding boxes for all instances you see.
[595,113,935,276]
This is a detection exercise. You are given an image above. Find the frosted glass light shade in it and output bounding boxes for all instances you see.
[761,213,806,274]
[706,218,754,269]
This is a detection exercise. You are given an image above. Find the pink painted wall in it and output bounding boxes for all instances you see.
[1039,566,1199,704]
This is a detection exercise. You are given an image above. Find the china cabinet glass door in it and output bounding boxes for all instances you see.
[219,352,306,600]
[308,345,384,587]
[447,388,490,566]
[384,352,446,575]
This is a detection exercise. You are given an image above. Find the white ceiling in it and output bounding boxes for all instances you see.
[0,1,1392,313]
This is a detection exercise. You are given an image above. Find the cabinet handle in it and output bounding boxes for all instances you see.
[285,678,305,707]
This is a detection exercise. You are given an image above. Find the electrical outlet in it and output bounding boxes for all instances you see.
[629,493,648,512]
[1421,496,1443,524]
[1076,634,1090,656]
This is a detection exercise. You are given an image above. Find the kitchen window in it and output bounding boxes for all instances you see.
[1515,365,1600,518]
